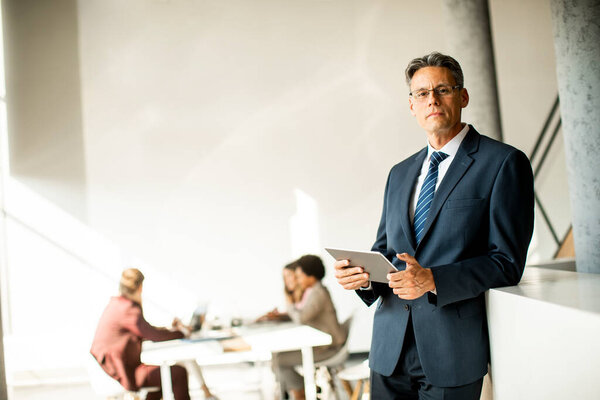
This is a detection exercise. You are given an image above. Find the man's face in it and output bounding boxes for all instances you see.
[408,66,469,137]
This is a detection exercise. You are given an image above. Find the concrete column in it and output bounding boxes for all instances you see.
[442,0,503,142]
[550,0,600,274]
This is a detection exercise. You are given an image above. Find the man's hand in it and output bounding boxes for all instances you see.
[387,253,435,300]
[334,259,370,290]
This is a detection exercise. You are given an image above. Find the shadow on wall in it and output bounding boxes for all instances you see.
[2,0,88,222]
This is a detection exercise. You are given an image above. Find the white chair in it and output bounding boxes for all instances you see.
[337,359,370,400]
[313,315,354,399]
[86,354,159,400]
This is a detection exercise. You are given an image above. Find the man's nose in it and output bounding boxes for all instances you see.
[427,90,440,105]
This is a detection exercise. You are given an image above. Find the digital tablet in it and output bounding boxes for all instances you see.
[324,247,397,283]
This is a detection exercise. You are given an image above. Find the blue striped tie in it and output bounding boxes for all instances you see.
[413,151,449,244]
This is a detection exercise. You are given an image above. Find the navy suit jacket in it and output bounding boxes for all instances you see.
[358,126,534,387]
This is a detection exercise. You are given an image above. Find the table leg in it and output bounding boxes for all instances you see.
[185,360,206,386]
[300,346,317,400]
[160,363,175,400]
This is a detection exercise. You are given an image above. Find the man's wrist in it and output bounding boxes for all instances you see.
[425,268,436,293]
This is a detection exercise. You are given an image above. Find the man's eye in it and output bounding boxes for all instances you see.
[436,87,451,95]
[415,91,428,99]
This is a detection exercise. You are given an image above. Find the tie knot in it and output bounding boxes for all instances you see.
[430,151,448,167]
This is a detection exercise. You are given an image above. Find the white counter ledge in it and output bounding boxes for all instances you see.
[486,265,600,400]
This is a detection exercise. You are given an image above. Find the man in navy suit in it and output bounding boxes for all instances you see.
[334,52,534,399]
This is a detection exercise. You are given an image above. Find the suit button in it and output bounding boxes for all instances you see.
[404,304,410,311]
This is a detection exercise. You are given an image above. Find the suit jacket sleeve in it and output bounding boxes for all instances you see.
[430,149,534,308]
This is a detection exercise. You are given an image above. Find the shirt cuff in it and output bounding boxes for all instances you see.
[359,282,373,291]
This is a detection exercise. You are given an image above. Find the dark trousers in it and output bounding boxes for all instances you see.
[371,316,483,400]
[135,364,191,400]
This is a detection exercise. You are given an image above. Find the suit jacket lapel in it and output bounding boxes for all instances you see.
[399,148,427,251]
[415,127,480,250]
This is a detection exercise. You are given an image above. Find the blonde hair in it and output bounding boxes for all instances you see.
[119,268,144,299]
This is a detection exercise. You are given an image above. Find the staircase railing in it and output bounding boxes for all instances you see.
[529,94,571,252]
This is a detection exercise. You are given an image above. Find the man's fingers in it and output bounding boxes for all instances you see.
[388,277,417,289]
[387,270,405,281]
[338,272,369,285]
[396,252,415,262]
[342,282,366,290]
[393,287,422,299]
[338,273,369,290]
[387,270,415,283]
[333,261,369,291]
[396,252,418,266]
[334,266,363,279]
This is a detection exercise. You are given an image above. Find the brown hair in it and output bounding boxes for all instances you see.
[119,268,144,299]
[283,261,303,303]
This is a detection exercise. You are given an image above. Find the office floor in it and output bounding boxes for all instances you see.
[9,363,270,400]
[9,353,369,399]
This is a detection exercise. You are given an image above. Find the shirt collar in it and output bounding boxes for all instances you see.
[426,123,470,159]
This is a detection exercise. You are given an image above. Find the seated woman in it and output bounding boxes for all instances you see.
[90,268,191,400]
[272,255,347,400]
[257,261,304,322]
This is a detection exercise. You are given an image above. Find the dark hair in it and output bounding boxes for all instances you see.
[405,52,464,88]
[296,255,325,281]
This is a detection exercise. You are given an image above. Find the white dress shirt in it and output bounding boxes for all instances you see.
[409,124,470,223]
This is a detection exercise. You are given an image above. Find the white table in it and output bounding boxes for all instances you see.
[486,265,600,399]
[141,322,332,400]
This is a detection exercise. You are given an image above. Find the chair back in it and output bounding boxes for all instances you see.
[341,314,353,341]
[315,314,353,368]
[85,354,127,397]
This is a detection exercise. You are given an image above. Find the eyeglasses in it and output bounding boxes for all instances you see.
[409,85,461,102]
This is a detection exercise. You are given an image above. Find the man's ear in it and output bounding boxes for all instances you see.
[409,97,417,116]
[460,88,469,108]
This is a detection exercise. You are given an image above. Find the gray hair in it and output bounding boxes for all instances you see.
[405,52,464,88]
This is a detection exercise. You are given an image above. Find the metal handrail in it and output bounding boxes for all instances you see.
[530,96,560,163]
[534,194,560,246]
[529,94,564,249]
[533,118,562,177]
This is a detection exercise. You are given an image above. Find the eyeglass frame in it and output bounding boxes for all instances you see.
[409,85,462,102]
